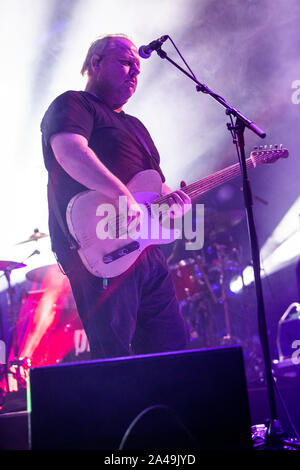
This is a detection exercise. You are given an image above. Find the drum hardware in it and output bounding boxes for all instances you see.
[0,260,27,398]
[16,228,48,245]
[0,261,27,272]
[208,240,242,346]
[0,243,46,397]
[173,253,218,347]
[181,294,216,348]
[0,235,86,387]
[169,210,246,349]
[193,254,219,305]
[0,259,73,397]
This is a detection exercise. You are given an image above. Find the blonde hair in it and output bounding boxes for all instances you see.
[81,34,132,76]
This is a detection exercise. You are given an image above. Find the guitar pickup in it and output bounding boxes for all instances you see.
[103,241,140,264]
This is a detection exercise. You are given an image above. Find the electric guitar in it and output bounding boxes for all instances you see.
[66,145,289,278]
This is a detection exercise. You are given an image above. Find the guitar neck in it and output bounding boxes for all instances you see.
[183,157,254,201]
[157,157,255,204]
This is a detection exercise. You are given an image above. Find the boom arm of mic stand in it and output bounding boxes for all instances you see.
[156,47,266,139]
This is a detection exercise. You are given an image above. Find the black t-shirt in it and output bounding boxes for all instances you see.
[41,90,165,255]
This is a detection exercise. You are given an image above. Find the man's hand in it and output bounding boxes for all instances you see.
[115,194,144,238]
[163,180,191,219]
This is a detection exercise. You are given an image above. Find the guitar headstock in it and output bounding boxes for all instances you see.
[250,144,289,167]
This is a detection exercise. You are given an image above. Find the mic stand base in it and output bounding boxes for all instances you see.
[253,419,300,450]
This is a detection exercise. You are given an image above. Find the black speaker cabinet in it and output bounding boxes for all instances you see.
[27,346,252,450]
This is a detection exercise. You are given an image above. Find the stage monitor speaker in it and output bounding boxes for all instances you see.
[27,346,252,450]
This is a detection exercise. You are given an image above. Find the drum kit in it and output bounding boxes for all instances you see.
[0,229,86,400]
[168,208,248,349]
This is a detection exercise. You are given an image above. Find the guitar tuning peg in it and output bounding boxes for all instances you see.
[269,144,273,149]
[274,144,278,149]
[280,144,283,149]
[264,145,268,149]
[259,145,263,150]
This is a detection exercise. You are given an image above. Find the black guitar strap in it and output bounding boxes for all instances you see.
[120,117,153,160]
[120,118,165,183]
[48,176,80,252]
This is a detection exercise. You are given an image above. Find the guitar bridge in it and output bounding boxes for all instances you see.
[103,241,140,264]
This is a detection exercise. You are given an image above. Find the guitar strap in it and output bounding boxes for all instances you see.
[48,176,80,252]
[120,117,153,160]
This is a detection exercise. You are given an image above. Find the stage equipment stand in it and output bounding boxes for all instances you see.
[153,39,299,449]
[0,262,26,400]
[0,248,39,405]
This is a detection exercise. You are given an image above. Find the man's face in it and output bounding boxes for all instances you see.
[92,38,141,109]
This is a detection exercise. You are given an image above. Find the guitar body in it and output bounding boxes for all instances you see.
[66,170,181,278]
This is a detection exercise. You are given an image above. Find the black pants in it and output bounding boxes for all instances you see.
[57,246,188,359]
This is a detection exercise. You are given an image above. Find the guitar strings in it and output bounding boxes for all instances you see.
[154,158,254,205]
[176,150,278,202]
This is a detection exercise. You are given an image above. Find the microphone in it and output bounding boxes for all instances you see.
[138,35,169,59]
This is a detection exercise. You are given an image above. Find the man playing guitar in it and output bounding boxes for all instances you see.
[41,34,190,359]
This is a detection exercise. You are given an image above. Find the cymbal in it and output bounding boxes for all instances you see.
[16,228,48,245]
[26,264,65,283]
[0,260,26,271]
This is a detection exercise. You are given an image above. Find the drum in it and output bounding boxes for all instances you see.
[171,258,204,302]
[16,286,90,367]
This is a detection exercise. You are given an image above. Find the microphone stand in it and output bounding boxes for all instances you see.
[155,46,298,449]
[0,249,39,401]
